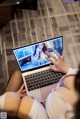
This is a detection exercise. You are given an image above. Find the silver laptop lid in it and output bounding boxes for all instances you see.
[13,36,63,72]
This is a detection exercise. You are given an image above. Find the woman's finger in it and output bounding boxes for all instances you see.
[19,83,25,91]
[46,56,56,65]
[20,93,27,97]
[61,50,64,60]
[46,51,58,61]
[54,50,61,59]
[22,89,26,93]
[20,83,25,90]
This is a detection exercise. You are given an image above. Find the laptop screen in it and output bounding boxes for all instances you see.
[13,36,63,72]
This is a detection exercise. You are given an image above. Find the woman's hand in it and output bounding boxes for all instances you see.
[46,50,70,73]
[17,84,27,98]
[41,100,46,107]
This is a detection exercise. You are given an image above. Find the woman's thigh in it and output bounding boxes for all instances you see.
[3,92,21,115]
[5,70,23,92]
[18,96,48,119]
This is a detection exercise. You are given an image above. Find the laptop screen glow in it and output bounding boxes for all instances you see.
[13,36,63,72]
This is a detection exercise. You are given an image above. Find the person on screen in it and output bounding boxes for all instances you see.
[31,44,42,66]
[31,43,48,66]
[40,43,49,64]
[0,50,80,119]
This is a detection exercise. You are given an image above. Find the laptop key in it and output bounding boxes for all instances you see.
[25,69,65,91]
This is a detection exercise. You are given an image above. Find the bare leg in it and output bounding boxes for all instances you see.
[3,92,34,119]
[5,70,23,92]
[17,96,34,119]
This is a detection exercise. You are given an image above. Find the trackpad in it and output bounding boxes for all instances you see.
[27,89,42,101]
[40,84,57,101]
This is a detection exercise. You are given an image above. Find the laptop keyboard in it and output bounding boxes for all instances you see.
[25,69,65,91]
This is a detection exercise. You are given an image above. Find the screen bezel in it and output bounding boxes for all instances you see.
[13,36,63,73]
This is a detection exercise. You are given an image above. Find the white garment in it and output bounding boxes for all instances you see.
[29,99,49,119]
[46,68,79,119]
[46,91,74,119]
[29,68,78,119]
[56,68,79,88]
[0,93,7,110]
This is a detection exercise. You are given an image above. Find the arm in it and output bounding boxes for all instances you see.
[46,50,76,90]
[46,51,79,106]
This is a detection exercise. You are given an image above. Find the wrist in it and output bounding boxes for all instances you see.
[62,66,71,74]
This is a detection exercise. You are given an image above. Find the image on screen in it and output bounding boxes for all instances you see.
[13,36,63,72]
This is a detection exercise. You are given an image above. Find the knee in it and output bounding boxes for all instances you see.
[4,92,21,115]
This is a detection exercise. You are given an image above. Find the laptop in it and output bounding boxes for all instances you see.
[13,36,64,101]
